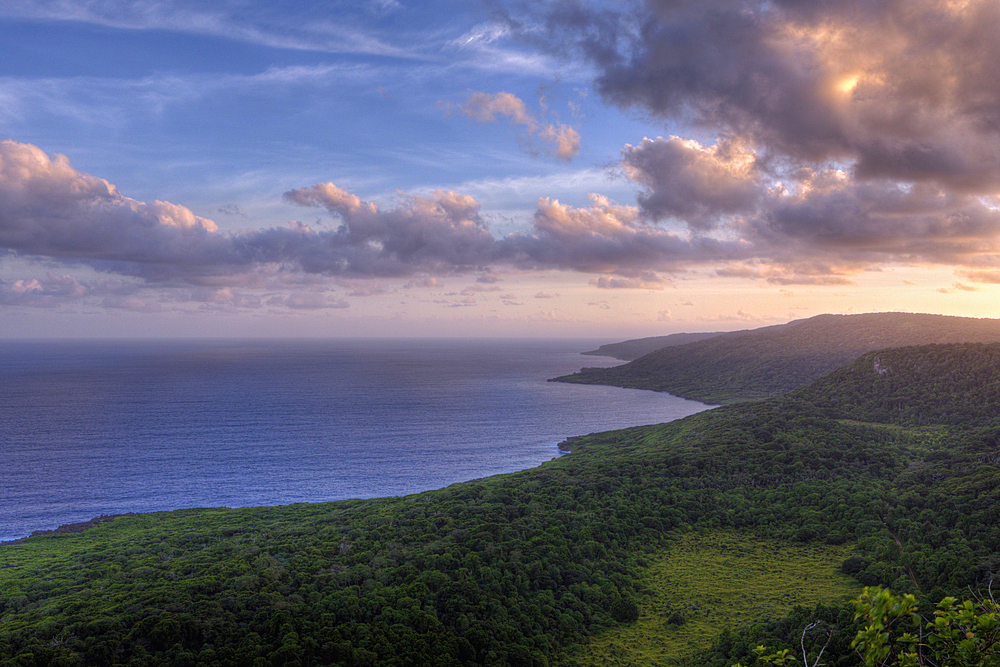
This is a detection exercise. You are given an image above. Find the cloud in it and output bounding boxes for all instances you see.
[218,204,248,218]
[0,273,89,308]
[281,183,501,275]
[590,273,671,290]
[459,91,580,160]
[744,171,1000,269]
[622,136,763,227]
[495,0,1000,283]
[448,22,571,76]
[938,282,984,294]
[716,262,857,286]
[521,193,745,273]
[0,140,231,279]
[0,142,518,310]
[345,283,387,297]
[461,284,501,295]
[617,134,1000,278]
[101,294,166,312]
[454,22,510,48]
[267,293,350,309]
[530,0,1000,190]
[282,184,735,277]
[0,141,750,293]
[963,271,1000,285]
[462,91,535,126]
[8,130,1000,313]
[369,0,402,14]
[0,143,489,287]
[1,1,409,57]
[404,276,441,288]
[0,63,390,134]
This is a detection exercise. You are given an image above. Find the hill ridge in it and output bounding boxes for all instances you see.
[790,341,1000,426]
[553,312,1000,404]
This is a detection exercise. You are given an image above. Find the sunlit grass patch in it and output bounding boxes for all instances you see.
[564,530,861,666]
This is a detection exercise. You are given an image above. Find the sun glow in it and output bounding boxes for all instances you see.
[835,73,861,95]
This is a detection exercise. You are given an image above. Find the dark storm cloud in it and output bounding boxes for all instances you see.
[531,0,1000,190]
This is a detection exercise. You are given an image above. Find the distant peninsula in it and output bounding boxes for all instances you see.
[554,312,1000,404]
[580,331,724,360]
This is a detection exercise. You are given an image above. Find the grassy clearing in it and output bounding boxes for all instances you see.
[563,530,861,666]
[834,419,949,438]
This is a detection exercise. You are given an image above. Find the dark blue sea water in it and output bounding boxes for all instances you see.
[0,338,709,542]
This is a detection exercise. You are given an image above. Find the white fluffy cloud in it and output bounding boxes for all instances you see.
[0,140,227,277]
[0,140,747,298]
[459,91,580,160]
[281,184,501,274]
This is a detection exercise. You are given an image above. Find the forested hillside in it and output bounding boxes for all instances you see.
[580,331,724,361]
[3,343,1000,666]
[793,343,1000,426]
[554,312,1000,404]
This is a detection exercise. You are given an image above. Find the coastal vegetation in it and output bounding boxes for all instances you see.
[554,312,1000,404]
[3,340,1000,665]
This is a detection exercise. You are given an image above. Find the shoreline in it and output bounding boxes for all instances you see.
[1,442,579,545]
[0,513,138,545]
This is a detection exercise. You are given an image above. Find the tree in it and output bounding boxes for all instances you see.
[736,620,834,667]
[852,587,1000,667]
[745,587,1000,667]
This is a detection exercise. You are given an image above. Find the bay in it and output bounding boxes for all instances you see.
[0,338,709,541]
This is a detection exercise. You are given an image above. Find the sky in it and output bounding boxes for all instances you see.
[2,0,1000,338]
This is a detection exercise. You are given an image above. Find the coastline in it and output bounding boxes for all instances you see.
[0,513,139,545]
[2,339,709,544]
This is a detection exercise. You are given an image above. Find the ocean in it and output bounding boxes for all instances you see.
[0,338,709,542]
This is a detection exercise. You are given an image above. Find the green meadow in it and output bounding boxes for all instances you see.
[565,532,860,666]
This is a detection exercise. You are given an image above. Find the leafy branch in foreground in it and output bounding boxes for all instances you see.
[744,587,1000,667]
[852,586,1000,667]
